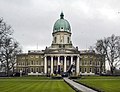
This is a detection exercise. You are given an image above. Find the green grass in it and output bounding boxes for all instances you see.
[80,75,120,79]
[0,77,75,92]
[79,76,120,92]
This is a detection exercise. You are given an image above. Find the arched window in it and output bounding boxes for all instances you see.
[67,37,69,43]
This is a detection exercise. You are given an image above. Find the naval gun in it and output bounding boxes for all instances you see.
[62,62,75,77]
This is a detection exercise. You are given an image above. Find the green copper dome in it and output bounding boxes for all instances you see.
[53,12,71,33]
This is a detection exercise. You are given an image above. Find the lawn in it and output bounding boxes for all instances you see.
[79,76,120,92]
[0,77,75,92]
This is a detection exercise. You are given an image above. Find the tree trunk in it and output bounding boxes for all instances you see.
[110,67,114,75]
[12,64,15,76]
[6,58,9,77]
[100,58,103,75]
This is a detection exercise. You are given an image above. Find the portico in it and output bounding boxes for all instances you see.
[44,54,80,75]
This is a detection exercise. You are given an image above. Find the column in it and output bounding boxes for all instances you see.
[71,56,73,65]
[58,56,60,65]
[57,56,60,74]
[44,56,47,74]
[64,56,67,72]
[76,56,80,75]
[51,56,53,74]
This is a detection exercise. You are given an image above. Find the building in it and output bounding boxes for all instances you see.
[16,12,105,76]
[80,50,105,75]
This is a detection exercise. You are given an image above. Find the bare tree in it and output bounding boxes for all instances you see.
[0,18,21,76]
[95,39,107,75]
[95,34,120,75]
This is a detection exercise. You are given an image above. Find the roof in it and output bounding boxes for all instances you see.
[53,12,71,33]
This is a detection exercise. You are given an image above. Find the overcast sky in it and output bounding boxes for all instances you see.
[0,0,120,53]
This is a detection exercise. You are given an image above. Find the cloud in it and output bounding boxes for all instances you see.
[0,0,120,52]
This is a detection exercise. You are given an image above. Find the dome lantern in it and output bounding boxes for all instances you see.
[60,12,64,19]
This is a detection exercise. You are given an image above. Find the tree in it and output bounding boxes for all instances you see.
[95,34,120,75]
[0,18,21,76]
[95,39,107,75]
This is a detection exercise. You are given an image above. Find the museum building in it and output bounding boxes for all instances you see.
[16,12,105,75]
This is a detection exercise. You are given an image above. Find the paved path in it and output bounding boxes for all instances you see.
[64,78,97,92]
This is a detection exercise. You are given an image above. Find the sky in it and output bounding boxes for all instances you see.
[0,0,120,53]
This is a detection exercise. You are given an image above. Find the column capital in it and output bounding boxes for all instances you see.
[64,56,67,58]
[77,56,80,58]
[51,56,53,58]
[44,54,47,57]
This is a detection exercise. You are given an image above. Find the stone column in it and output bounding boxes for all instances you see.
[44,56,47,74]
[51,56,53,74]
[57,56,60,65]
[76,56,80,75]
[57,56,60,74]
[71,56,73,65]
[64,56,67,72]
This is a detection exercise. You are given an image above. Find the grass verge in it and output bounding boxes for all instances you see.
[78,76,120,92]
[0,77,75,92]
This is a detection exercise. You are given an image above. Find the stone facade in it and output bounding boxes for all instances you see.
[80,50,105,75]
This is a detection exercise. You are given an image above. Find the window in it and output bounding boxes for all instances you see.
[98,61,100,65]
[36,68,39,72]
[31,61,33,65]
[67,37,69,43]
[80,68,81,72]
[40,61,42,65]
[21,62,23,65]
[90,68,92,72]
[54,37,57,43]
[84,68,86,72]
[63,45,65,48]
[84,61,87,65]
[97,68,100,72]
[90,61,92,65]
[82,61,84,65]
[31,68,33,72]
[59,45,61,48]
[22,62,24,65]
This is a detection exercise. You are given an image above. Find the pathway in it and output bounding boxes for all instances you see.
[64,78,97,92]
